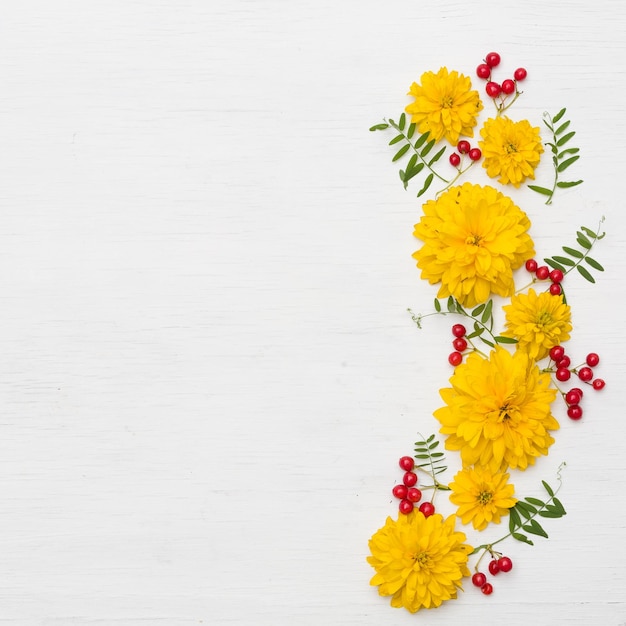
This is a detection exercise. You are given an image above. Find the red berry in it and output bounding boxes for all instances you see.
[497,556,513,572]
[578,367,593,382]
[457,140,471,154]
[501,79,516,95]
[407,487,422,502]
[399,456,415,471]
[452,324,467,337]
[419,502,435,517]
[557,356,571,369]
[481,582,494,595]
[535,265,550,280]
[468,147,482,161]
[514,67,528,81]
[592,378,605,390]
[472,572,487,587]
[485,81,501,98]
[399,499,414,514]
[485,52,501,68]
[565,389,582,405]
[453,337,468,352]
[488,559,500,575]
[556,368,571,382]
[525,258,538,272]
[549,269,564,283]
[570,386,584,399]
[403,471,418,487]
[586,353,600,367]
[476,63,491,79]
[449,152,461,167]
[448,351,463,366]
[549,345,565,362]
[567,404,583,420]
[392,484,408,499]
[549,283,562,296]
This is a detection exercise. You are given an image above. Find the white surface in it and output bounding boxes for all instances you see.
[1,1,625,624]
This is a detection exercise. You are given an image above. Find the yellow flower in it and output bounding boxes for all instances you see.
[479,116,544,187]
[449,466,517,531]
[412,183,535,307]
[503,288,573,360]
[434,346,559,472]
[405,67,483,145]
[367,511,471,613]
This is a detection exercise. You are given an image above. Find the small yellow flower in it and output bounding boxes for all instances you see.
[434,346,559,472]
[405,67,483,145]
[503,288,573,360]
[449,466,517,531]
[412,183,535,307]
[479,116,544,187]
[367,511,471,613]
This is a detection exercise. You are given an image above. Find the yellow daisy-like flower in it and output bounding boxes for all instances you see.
[405,67,483,145]
[479,116,544,187]
[503,288,573,360]
[449,466,517,531]
[434,346,559,472]
[367,511,471,613]
[412,183,535,307]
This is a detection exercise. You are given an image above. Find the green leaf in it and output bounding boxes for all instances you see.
[577,265,596,283]
[407,122,416,139]
[426,434,436,443]
[557,147,580,158]
[551,497,566,514]
[538,509,562,518]
[466,327,484,339]
[414,132,429,150]
[392,144,410,162]
[405,162,424,184]
[580,226,597,239]
[480,337,495,348]
[494,336,518,344]
[562,246,584,258]
[512,532,534,546]
[389,134,404,145]
[557,155,580,172]
[576,231,592,248]
[428,146,446,166]
[417,173,434,197]
[472,303,485,317]
[551,255,576,266]
[556,131,576,146]
[542,480,554,497]
[557,180,583,188]
[481,299,493,324]
[525,497,546,507]
[434,298,442,312]
[552,108,566,124]
[516,501,537,518]
[585,256,604,271]
[399,113,406,131]
[428,441,439,450]
[447,296,455,313]
[509,506,522,533]
[420,139,435,157]
[545,258,566,272]
[554,120,571,135]
[523,519,549,538]
[528,185,553,196]
[369,123,389,131]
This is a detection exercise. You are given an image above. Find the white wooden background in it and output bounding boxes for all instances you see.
[1,1,625,624]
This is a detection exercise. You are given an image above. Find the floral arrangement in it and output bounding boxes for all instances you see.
[367,51,605,613]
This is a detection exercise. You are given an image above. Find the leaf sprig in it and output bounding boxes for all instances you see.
[413,434,450,492]
[529,108,582,204]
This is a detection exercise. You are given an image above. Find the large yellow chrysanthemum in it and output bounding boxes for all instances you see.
[367,511,471,613]
[405,67,483,145]
[412,183,535,307]
[434,346,559,472]
[479,116,544,187]
[503,288,573,360]
[449,466,517,531]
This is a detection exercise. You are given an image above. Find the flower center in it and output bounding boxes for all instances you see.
[478,490,493,505]
[505,142,518,154]
[409,550,431,570]
[465,233,482,246]
[440,95,454,108]
[536,310,553,326]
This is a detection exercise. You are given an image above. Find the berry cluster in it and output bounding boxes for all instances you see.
[392,456,436,517]
[525,258,564,295]
[472,555,513,596]
[448,140,482,168]
[549,345,605,419]
[448,323,468,366]
[476,51,527,107]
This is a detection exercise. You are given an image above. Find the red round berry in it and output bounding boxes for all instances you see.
[472,572,487,587]
[549,283,562,296]
[407,487,422,503]
[592,378,605,390]
[565,389,582,405]
[418,502,435,517]
[549,345,565,362]
[448,351,463,366]
[586,353,600,367]
[488,559,500,576]
[497,556,513,572]
[525,258,538,272]
[449,152,461,167]
[399,499,414,514]
[535,265,550,280]
[557,356,571,369]
[485,81,501,98]
[570,386,584,399]
[556,368,571,382]
[485,52,501,68]
[514,67,528,81]
[476,63,491,79]
[468,147,482,161]
[403,471,418,487]
[453,337,468,352]
[549,269,564,283]
[392,484,408,499]
[578,367,593,382]
[481,582,494,595]
[452,324,467,338]
[457,140,471,154]
[501,79,516,95]
[567,404,583,420]
[399,456,414,471]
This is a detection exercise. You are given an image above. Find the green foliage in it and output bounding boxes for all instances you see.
[529,107,583,204]
[413,434,447,477]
